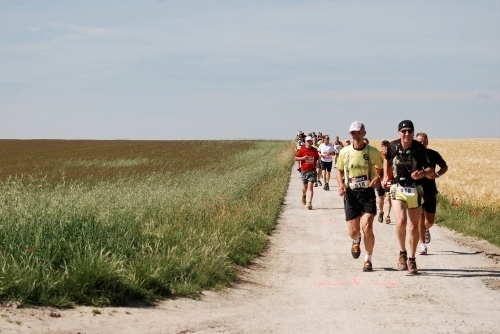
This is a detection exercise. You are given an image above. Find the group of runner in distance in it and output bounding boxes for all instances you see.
[294,120,448,275]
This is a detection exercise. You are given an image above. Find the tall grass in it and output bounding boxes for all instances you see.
[435,195,500,248]
[0,140,295,307]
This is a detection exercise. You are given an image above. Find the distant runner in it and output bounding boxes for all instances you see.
[295,136,320,210]
[416,133,448,255]
[312,136,322,187]
[376,140,393,224]
[336,121,383,272]
[332,136,344,166]
[381,120,432,275]
[318,135,335,191]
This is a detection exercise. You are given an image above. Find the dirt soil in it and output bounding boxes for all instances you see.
[2,167,500,334]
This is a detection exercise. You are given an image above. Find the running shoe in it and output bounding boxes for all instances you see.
[398,251,408,271]
[307,202,312,210]
[351,238,361,259]
[314,182,318,187]
[378,212,383,223]
[425,229,431,244]
[407,257,418,274]
[363,260,373,272]
[318,180,322,186]
[419,244,427,255]
[385,216,391,224]
[301,196,306,205]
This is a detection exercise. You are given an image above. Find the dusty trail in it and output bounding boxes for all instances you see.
[2,167,500,333]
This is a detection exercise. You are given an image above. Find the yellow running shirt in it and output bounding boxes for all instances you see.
[336,144,383,189]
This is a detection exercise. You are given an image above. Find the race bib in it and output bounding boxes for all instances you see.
[305,156,315,163]
[349,175,368,189]
[398,186,415,196]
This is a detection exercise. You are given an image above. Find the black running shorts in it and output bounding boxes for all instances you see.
[343,188,377,221]
[320,161,333,172]
[376,183,386,197]
[422,193,437,214]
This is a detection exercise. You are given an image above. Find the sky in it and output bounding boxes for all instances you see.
[1,0,499,140]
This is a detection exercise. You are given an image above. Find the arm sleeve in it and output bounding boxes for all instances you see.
[435,152,447,167]
[295,148,302,158]
[419,146,431,168]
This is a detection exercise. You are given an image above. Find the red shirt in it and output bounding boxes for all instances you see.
[295,146,319,172]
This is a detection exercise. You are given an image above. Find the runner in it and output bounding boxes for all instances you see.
[296,133,306,172]
[336,121,383,272]
[375,140,393,224]
[312,136,322,187]
[345,139,351,146]
[416,133,448,255]
[381,120,432,274]
[295,136,320,210]
[318,135,335,190]
[332,136,344,166]
[296,133,305,151]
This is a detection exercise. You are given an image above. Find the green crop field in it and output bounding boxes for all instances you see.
[0,140,295,307]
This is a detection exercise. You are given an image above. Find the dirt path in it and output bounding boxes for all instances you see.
[2,167,500,333]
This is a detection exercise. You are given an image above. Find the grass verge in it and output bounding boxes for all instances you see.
[0,141,295,307]
[436,195,500,248]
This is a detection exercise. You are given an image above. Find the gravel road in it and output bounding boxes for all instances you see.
[2,166,500,334]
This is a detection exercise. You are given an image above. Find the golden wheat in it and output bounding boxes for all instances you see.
[428,139,500,207]
[369,138,500,207]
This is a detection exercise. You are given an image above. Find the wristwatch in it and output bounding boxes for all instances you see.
[436,172,440,177]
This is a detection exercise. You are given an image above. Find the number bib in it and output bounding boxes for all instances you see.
[349,175,368,189]
[305,156,315,163]
[398,186,415,196]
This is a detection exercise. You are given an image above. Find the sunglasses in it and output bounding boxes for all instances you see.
[400,129,414,134]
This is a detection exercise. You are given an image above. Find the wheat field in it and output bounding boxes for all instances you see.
[368,138,499,208]
[428,138,500,208]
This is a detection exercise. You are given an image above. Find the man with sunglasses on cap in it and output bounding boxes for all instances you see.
[295,135,320,210]
[336,121,383,272]
[381,120,432,274]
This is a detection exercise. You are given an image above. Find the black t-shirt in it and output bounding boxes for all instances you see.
[385,139,430,186]
[420,148,447,195]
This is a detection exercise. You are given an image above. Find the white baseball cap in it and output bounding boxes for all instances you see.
[349,121,364,132]
[305,136,313,141]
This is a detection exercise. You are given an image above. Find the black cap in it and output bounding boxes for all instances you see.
[398,120,414,132]
[381,140,389,146]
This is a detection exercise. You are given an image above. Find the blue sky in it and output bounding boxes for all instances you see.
[1,0,499,140]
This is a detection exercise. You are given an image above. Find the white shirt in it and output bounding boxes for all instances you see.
[318,143,334,162]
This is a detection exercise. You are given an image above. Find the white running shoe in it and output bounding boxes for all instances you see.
[425,229,431,244]
[419,244,427,255]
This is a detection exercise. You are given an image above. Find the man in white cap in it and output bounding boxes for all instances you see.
[295,135,320,210]
[336,121,383,272]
